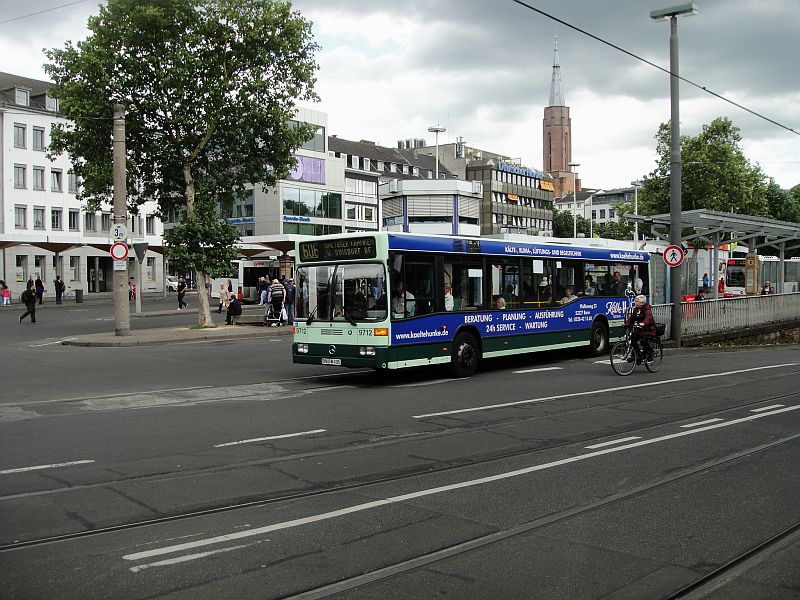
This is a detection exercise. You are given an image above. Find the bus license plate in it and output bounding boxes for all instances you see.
[321,358,341,365]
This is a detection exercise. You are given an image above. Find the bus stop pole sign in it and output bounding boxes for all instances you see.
[663,244,685,268]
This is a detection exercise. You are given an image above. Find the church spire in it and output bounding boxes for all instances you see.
[548,35,565,107]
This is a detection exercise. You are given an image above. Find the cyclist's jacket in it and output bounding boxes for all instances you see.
[625,303,656,337]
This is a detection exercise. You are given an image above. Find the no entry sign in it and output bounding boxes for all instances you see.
[110,241,129,261]
[663,245,685,267]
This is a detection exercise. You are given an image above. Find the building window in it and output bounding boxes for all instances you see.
[146,257,156,281]
[146,215,155,235]
[609,208,615,219]
[68,172,78,194]
[34,207,45,230]
[33,127,45,151]
[16,255,28,283]
[33,166,46,191]
[14,164,26,189]
[14,123,26,148]
[101,213,111,231]
[289,121,326,152]
[346,206,356,220]
[69,209,80,231]
[591,210,597,220]
[600,209,606,219]
[364,207,375,222]
[15,88,30,105]
[52,208,63,230]
[51,169,63,192]
[46,96,59,112]
[15,206,27,229]
[69,256,80,281]
[84,212,96,231]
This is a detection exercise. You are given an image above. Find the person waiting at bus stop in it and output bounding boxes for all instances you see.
[625,294,656,362]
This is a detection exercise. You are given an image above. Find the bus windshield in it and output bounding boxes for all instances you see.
[296,263,387,323]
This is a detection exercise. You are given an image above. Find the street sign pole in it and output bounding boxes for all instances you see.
[113,104,130,335]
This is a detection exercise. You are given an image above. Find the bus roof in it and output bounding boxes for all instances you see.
[297,231,649,263]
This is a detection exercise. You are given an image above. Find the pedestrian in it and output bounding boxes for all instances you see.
[226,294,242,324]
[35,275,45,304]
[257,276,267,305]
[19,281,37,323]
[284,278,296,325]
[217,283,230,313]
[177,277,188,310]
[718,276,725,295]
[267,278,285,326]
[0,280,8,308]
[694,287,706,302]
[702,272,710,289]
[55,276,66,304]
[761,281,774,295]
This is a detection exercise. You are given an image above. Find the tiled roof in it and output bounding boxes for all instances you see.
[0,72,55,110]
[328,135,455,179]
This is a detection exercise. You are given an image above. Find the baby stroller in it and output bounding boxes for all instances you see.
[264,302,283,327]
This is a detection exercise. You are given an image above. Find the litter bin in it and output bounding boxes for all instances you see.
[75,289,84,303]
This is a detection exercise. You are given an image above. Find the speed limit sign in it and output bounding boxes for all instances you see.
[111,223,128,242]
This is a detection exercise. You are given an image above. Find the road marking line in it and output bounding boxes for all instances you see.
[129,542,256,573]
[29,338,77,347]
[751,404,784,413]
[512,366,563,374]
[123,404,800,565]
[214,429,326,448]
[392,379,457,388]
[585,436,642,449]
[412,363,799,419]
[680,418,724,428]
[0,460,95,476]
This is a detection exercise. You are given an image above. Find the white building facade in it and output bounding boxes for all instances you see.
[1,73,165,298]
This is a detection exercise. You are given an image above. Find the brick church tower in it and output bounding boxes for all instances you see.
[543,38,578,198]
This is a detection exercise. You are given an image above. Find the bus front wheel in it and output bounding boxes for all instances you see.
[451,332,480,377]
[589,321,609,356]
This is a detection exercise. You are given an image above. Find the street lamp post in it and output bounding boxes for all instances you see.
[568,162,580,237]
[631,180,642,241]
[651,1,697,344]
[427,125,446,180]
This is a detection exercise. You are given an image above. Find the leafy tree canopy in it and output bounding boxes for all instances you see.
[45,0,319,324]
[637,117,770,218]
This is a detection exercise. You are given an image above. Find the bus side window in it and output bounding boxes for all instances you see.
[405,260,435,317]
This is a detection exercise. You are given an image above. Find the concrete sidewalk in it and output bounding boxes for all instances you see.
[62,310,293,347]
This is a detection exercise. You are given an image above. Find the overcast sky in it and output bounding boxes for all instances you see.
[2,0,798,191]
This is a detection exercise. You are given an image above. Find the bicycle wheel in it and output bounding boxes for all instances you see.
[644,339,663,373]
[610,341,636,376]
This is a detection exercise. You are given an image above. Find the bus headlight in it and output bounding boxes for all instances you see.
[359,346,376,357]
[297,344,309,354]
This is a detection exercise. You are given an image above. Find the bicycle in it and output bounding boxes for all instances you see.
[610,323,665,376]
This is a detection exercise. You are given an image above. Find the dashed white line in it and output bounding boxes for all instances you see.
[214,429,326,447]
[123,404,800,565]
[412,363,799,419]
[0,459,95,475]
[585,436,642,449]
[751,404,785,413]
[680,418,724,429]
[512,366,563,374]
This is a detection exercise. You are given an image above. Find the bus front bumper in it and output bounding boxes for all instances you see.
[292,343,390,369]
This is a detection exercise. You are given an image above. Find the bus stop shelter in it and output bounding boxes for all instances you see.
[625,209,800,296]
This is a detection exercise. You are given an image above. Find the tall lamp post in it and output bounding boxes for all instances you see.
[568,161,580,237]
[631,180,642,241]
[427,125,446,180]
[651,1,697,344]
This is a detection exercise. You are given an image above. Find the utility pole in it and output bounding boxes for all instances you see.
[113,104,130,335]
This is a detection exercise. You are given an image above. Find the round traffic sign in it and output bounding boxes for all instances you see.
[110,241,129,261]
[111,223,128,242]
[663,244,685,268]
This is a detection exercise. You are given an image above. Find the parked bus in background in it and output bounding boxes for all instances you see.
[292,232,649,377]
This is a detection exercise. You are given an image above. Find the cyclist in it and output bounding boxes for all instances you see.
[625,294,656,362]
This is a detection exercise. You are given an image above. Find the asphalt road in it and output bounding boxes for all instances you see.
[1,301,799,599]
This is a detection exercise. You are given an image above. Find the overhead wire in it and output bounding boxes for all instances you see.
[0,0,92,26]
[510,0,799,137]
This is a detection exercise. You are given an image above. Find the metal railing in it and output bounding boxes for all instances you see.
[652,293,800,339]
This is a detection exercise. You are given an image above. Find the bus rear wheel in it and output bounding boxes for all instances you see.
[589,321,609,356]
[451,332,480,378]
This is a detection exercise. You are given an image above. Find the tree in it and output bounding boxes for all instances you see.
[638,117,769,219]
[45,0,318,325]
[552,208,591,238]
[765,180,800,223]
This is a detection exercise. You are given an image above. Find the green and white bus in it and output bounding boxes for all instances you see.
[292,232,650,377]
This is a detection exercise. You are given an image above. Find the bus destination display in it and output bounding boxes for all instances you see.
[299,237,377,261]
